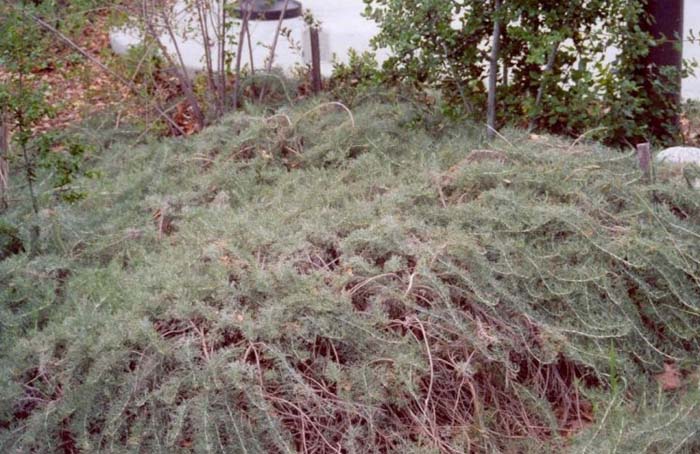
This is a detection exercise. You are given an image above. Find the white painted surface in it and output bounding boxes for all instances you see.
[657,146,700,189]
[657,146,700,164]
[110,1,389,77]
[684,0,700,99]
[110,0,700,99]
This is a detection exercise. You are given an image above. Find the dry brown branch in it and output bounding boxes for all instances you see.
[232,2,253,109]
[194,0,217,99]
[142,0,205,130]
[297,102,356,129]
[257,0,291,102]
[347,272,398,295]
[566,126,609,152]
[0,111,9,209]
[190,320,211,361]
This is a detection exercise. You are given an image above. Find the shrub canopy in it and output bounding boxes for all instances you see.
[1,101,699,452]
[362,0,689,144]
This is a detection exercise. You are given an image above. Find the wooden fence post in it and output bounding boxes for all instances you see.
[310,27,322,94]
[637,142,652,183]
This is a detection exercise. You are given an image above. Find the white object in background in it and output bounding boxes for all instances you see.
[110,0,699,95]
[656,147,700,165]
[302,27,332,64]
[657,146,700,189]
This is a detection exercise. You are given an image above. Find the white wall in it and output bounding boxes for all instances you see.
[684,0,700,99]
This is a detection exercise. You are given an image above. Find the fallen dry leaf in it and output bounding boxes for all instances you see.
[0,10,161,138]
[656,363,682,391]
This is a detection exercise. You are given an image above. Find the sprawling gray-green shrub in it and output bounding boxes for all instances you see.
[1,101,699,452]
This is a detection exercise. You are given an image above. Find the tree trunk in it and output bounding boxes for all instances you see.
[487,0,502,141]
[528,41,559,132]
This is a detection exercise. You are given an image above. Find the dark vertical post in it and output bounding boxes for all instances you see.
[636,142,652,183]
[0,111,8,210]
[638,0,684,142]
[310,27,322,94]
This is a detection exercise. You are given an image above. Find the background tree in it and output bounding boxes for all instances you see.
[363,0,691,145]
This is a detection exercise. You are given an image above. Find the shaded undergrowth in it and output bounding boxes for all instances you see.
[1,101,699,453]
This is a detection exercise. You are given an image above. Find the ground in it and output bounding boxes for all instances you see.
[0,8,202,138]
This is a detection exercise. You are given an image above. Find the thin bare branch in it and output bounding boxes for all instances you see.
[258,0,290,101]
[22,7,186,136]
[144,0,205,129]
[487,0,502,141]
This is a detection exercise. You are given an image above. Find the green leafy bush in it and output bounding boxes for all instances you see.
[329,50,384,106]
[361,0,692,145]
[0,1,56,254]
[1,1,97,256]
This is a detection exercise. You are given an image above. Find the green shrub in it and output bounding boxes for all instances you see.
[329,50,384,106]
[0,220,23,261]
[0,101,699,452]
[361,0,692,145]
